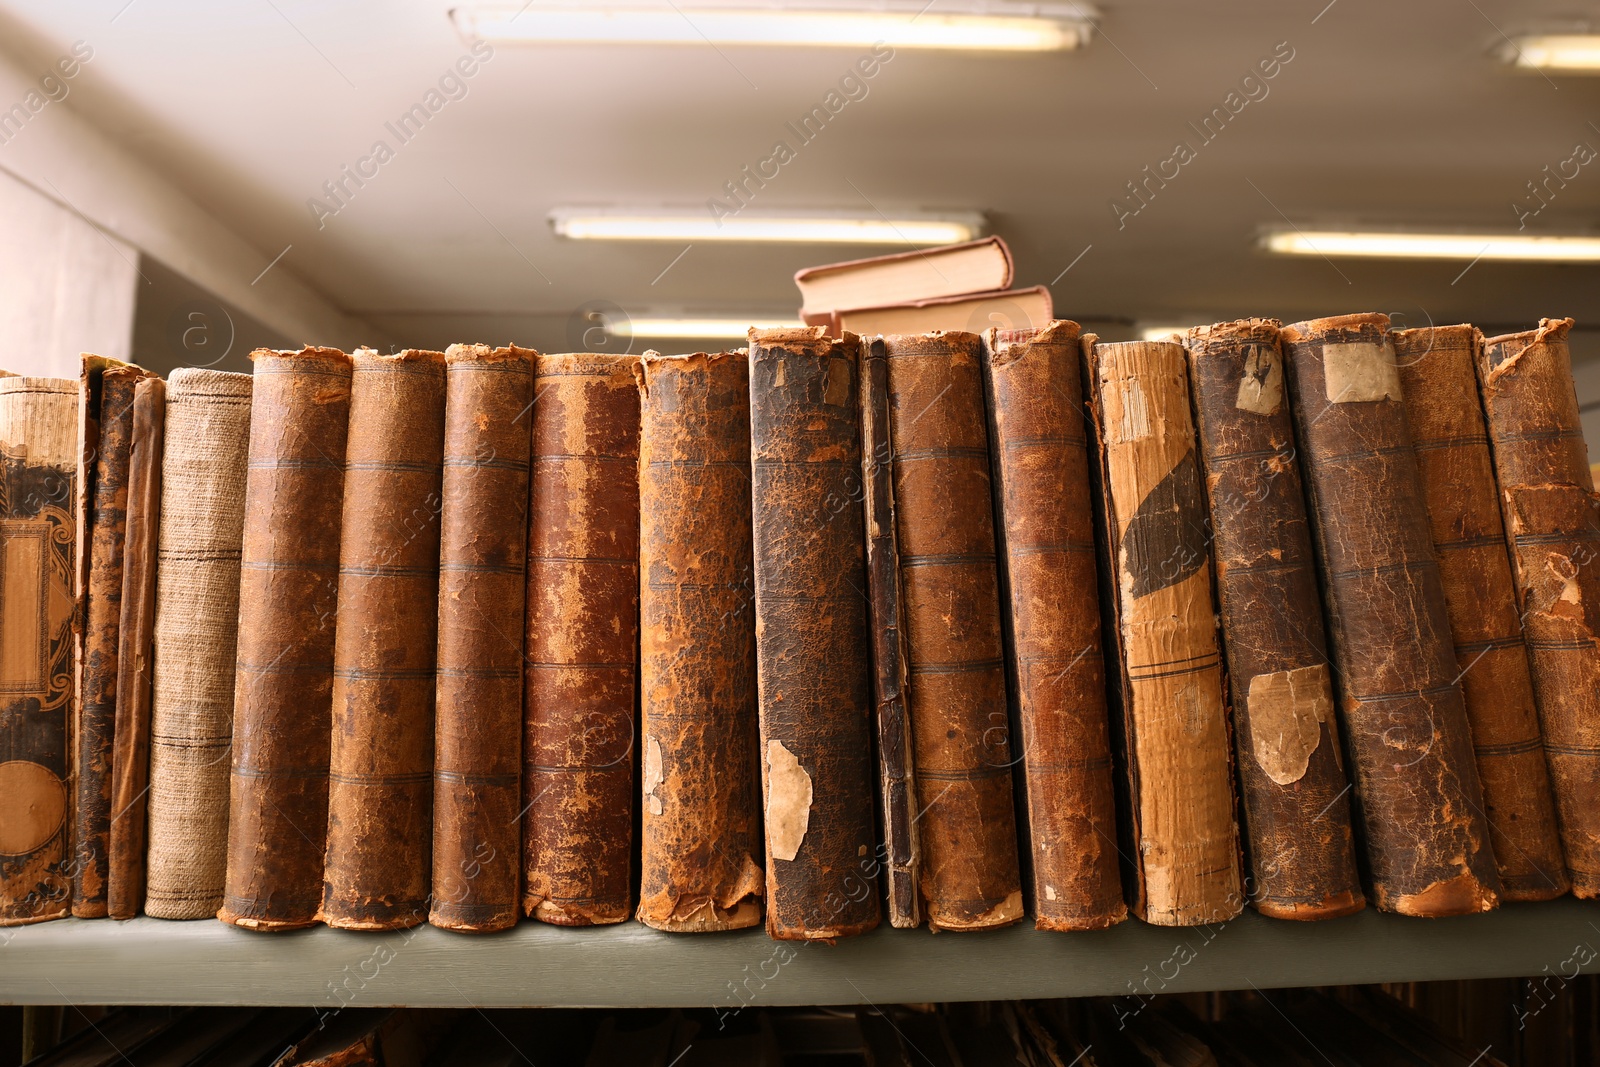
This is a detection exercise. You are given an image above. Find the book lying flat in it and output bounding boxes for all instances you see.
[813,286,1053,338]
[794,236,1012,321]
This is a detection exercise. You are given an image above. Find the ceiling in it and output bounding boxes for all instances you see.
[2,0,1599,354]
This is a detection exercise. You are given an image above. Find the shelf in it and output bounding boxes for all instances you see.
[4,899,1600,1008]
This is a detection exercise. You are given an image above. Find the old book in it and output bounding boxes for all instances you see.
[144,368,253,920]
[795,236,1014,322]
[1183,318,1364,920]
[74,359,158,917]
[1478,317,1600,898]
[0,375,78,926]
[747,326,881,941]
[1394,324,1568,902]
[1082,335,1244,926]
[221,347,352,931]
[524,352,641,927]
[635,350,764,933]
[321,348,447,931]
[983,321,1126,931]
[882,330,1023,931]
[1281,312,1500,916]
[108,376,166,919]
[830,287,1052,339]
[431,344,531,933]
[859,338,921,929]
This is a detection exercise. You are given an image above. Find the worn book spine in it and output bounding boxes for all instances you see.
[145,368,253,920]
[322,348,447,931]
[73,362,155,917]
[1083,336,1244,927]
[525,353,641,927]
[883,330,1023,932]
[0,376,78,926]
[1478,317,1600,898]
[431,344,531,933]
[222,347,351,931]
[1185,319,1364,920]
[107,377,165,919]
[1394,324,1568,902]
[859,339,921,929]
[1281,312,1500,916]
[983,321,1126,931]
[747,327,881,941]
[635,350,764,933]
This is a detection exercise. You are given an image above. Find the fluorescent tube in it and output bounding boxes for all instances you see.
[1504,34,1600,72]
[551,210,983,245]
[613,318,802,339]
[1263,229,1600,263]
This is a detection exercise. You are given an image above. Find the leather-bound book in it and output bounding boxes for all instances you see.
[747,327,880,941]
[983,321,1125,931]
[431,344,531,933]
[108,376,166,919]
[1281,313,1499,916]
[1478,317,1600,898]
[1184,319,1364,921]
[0,375,78,926]
[321,348,446,931]
[635,350,764,932]
[222,347,351,931]
[1081,335,1244,926]
[525,352,641,927]
[1394,324,1568,902]
[859,338,921,929]
[145,368,253,920]
[74,359,157,917]
[882,330,1023,931]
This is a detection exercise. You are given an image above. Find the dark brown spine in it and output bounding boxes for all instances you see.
[883,330,1023,932]
[860,338,921,929]
[1083,336,1244,927]
[635,350,763,932]
[524,352,641,927]
[1478,317,1600,898]
[73,364,152,917]
[747,327,881,941]
[430,344,532,933]
[1184,318,1364,920]
[983,321,1126,931]
[107,377,165,919]
[321,348,446,930]
[222,347,352,931]
[1395,324,1568,902]
[1281,312,1499,916]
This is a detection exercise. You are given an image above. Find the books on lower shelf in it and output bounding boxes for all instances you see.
[2,310,1598,941]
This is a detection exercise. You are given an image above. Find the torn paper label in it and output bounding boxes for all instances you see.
[1236,343,1283,415]
[766,739,813,862]
[643,735,665,817]
[1323,341,1401,403]
[1247,663,1335,785]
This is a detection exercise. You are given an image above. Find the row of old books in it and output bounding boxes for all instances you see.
[0,313,1593,939]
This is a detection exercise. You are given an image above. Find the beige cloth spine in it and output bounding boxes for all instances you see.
[143,368,254,919]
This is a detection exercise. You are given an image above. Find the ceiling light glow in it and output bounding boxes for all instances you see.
[612,317,803,339]
[1263,229,1600,262]
[1504,34,1600,72]
[551,210,983,245]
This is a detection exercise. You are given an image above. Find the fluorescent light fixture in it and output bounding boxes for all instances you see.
[551,209,984,245]
[613,317,802,339]
[1263,229,1600,262]
[1139,325,1195,342]
[1503,34,1600,72]
[452,3,1093,51]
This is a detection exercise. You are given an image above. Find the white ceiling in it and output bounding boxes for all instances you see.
[2,0,1599,352]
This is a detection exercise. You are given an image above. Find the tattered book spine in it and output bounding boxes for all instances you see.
[1084,336,1244,927]
[222,348,351,931]
[524,353,641,927]
[322,349,447,931]
[984,321,1126,931]
[431,345,531,933]
[859,339,920,929]
[1478,318,1600,898]
[145,368,253,920]
[1184,319,1363,920]
[1281,313,1499,916]
[884,331,1023,932]
[635,351,764,932]
[108,377,166,919]
[748,327,881,941]
[1395,324,1568,902]
[0,376,79,926]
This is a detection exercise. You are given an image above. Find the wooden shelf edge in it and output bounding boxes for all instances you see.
[2,898,1598,1008]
